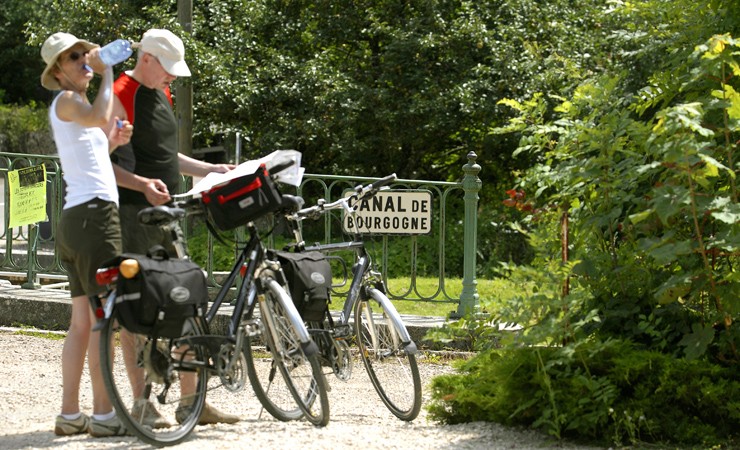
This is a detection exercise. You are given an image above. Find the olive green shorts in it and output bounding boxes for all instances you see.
[119,203,177,256]
[57,198,122,297]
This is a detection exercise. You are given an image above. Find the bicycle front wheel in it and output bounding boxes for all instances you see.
[99,314,209,447]
[354,289,422,421]
[251,276,330,426]
[244,322,304,422]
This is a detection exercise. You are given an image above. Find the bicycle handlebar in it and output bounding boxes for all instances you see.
[289,173,397,222]
[269,159,296,175]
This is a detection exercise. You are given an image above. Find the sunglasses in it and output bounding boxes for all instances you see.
[67,50,89,62]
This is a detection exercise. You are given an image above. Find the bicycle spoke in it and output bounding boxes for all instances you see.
[355,299,422,421]
[99,316,209,446]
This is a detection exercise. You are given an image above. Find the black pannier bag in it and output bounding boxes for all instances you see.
[201,164,283,231]
[273,250,332,321]
[107,248,209,338]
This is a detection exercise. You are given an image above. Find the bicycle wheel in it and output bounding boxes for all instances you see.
[244,319,304,422]
[99,313,208,446]
[253,276,330,426]
[354,289,422,421]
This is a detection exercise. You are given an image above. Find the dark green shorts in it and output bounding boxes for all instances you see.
[119,203,177,256]
[57,198,122,297]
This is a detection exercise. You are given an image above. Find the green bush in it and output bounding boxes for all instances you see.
[429,340,739,447]
[0,102,48,152]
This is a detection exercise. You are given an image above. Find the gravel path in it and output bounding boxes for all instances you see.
[0,330,605,449]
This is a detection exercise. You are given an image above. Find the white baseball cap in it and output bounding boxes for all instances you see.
[139,29,191,77]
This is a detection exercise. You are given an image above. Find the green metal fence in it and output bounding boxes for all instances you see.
[0,151,481,315]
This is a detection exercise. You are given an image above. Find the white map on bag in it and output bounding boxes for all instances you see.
[175,149,304,197]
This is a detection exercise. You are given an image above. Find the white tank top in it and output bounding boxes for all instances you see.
[49,92,118,209]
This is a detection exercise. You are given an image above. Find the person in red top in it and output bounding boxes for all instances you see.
[105,28,237,426]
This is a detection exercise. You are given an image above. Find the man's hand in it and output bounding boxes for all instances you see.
[210,163,236,174]
[144,179,171,206]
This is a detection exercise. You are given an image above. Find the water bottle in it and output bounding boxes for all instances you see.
[98,39,133,66]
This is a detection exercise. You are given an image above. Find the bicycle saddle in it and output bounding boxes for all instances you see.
[280,194,305,213]
[138,205,186,226]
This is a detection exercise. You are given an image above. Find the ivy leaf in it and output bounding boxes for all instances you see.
[628,209,653,225]
[711,201,740,224]
[652,186,690,225]
[647,240,693,265]
[698,153,733,177]
[711,84,740,120]
[678,323,715,360]
[654,274,692,304]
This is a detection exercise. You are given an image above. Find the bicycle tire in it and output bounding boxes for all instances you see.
[354,289,422,421]
[244,315,304,422]
[99,313,209,446]
[253,276,330,426]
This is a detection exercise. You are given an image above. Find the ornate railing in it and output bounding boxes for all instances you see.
[0,151,481,314]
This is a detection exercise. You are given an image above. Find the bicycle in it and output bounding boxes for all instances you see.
[89,164,329,447]
[276,174,422,421]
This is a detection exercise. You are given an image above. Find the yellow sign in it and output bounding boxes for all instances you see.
[8,164,47,228]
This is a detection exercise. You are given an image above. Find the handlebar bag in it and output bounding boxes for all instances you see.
[273,250,332,322]
[107,248,209,338]
[201,164,282,231]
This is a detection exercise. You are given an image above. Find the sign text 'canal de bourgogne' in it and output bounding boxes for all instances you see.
[342,190,433,235]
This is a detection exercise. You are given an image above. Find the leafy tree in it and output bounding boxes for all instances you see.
[430,1,739,446]
[0,0,50,104]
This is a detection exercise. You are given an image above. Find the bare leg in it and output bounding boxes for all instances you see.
[60,295,93,415]
[61,295,114,415]
[86,299,114,415]
[120,328,146,399]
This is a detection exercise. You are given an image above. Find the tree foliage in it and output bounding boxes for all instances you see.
[19,0,606,175]
[430,1,739,446]
[17,0,614,271]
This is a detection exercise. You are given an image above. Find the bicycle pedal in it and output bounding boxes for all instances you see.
[242,319,261,337]
[333,324,351,339]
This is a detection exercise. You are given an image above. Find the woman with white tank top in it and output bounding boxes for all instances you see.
[40,31,132,437]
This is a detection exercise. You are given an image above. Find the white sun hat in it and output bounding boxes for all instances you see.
[40,32,99,90]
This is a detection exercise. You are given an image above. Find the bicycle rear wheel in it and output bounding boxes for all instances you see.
[99,314,209,446]
[354,290,422,421]
[251,276,330,426]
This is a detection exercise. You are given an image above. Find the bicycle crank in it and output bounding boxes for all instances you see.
[331,339,352,381]
[216,343,247,392]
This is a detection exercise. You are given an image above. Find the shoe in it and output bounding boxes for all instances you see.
[54,413,90,436]
[131,399,172,429]
[176,402,239,425]
[89,415,127,437]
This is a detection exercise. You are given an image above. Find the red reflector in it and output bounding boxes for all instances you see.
[95,267,119,285]
[239,263,247,278]
[95,307,104,319]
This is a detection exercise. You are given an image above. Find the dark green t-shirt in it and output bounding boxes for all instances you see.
[112,72,180,205]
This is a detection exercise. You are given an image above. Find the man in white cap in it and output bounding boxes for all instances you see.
[107,28,237,426]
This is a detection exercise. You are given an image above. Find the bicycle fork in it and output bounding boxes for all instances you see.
[362,287,418,358]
